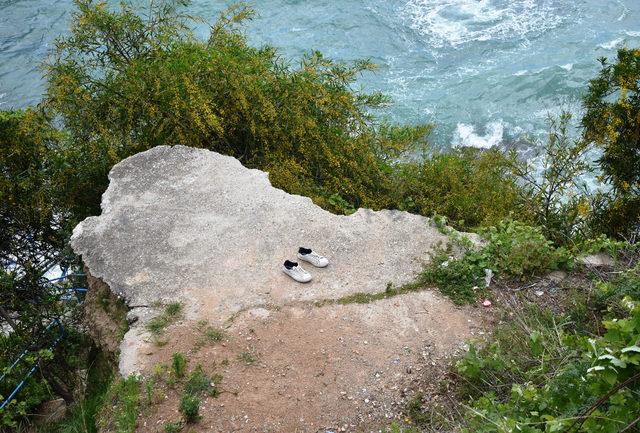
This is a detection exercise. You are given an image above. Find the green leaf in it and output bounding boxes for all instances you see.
[598,354,627,368]
[621,345,640,353]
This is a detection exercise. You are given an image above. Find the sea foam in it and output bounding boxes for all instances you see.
[598,38,623,50]
[452,121,504,149]
[403,0,566,48]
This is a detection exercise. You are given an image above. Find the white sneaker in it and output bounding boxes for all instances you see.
[297,248,329,268]
[282,261,312,283]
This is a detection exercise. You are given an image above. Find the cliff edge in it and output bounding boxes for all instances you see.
[71,145,480,431]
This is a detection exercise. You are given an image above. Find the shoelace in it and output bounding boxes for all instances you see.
[308,252,323,261]
[291,265,304,274]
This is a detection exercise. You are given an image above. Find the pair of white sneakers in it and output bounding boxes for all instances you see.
[282,247,329,283]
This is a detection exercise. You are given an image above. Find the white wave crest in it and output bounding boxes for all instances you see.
[403,0,567,48]
[598,38,623,50]
[452,121,504,149]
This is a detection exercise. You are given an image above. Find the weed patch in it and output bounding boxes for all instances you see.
[171,352,187,379]
[405,393,429,427]
[415,260,640,433]
[38,349,114,433]
[424,218,573,305]
[146,303,183,338]
[163,421,182,433]
[96,376,140,433]
[184,365,220,398]
[238,351,258,366]
[319,280,428,307]
[179,394,200,423]
[194,320,224,350]
[143,379,165,406]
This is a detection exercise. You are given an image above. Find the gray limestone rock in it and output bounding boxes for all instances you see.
[71,145,472,374]
[578,253,615,268]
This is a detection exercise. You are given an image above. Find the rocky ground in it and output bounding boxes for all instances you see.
[72,146,485,432]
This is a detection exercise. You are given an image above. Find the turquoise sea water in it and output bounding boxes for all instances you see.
[1,0,639,147]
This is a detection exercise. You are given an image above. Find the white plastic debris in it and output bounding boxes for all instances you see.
[484,268,493,287]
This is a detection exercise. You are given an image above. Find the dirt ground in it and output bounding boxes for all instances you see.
[133,290,484,433]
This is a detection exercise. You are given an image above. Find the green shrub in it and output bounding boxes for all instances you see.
[429,257,640,433]
[460,299,640,433]
[0,109,68,262]
[44,0,431,215]
[423,251,485,305]
[0,109,87,429]
[456,305,570,391]
[480,219,572,276]
[178,394,200,423]
[171,352,187,379]
[576,233,629,257]
[393,148,525,229]
[35,0,534,230]
[509,113,593,244]
[582,48,640,238]
[0,339,56,428]
[0,323,94,429]
[326,193,357,215]
[593,264,640,315]
[590,192,640,240]
[0,376,51,428]
[424,219,572,304]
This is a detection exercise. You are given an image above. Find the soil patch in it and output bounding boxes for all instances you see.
[136,291,482,432]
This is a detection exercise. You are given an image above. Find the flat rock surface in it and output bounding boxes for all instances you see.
[71,145,481,431]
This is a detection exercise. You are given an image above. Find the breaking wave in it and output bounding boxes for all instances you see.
[403,0,568,48]
[452,121,505,149]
